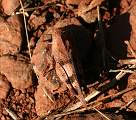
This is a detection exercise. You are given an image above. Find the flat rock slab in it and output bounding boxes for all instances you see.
[0,55,33,90]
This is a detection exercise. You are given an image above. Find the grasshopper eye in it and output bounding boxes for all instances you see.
[52,92,59,100]
[47,39,52,43]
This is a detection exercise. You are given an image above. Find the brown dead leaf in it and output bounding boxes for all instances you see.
[78,0,104,23]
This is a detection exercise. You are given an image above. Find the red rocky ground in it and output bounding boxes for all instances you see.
[0,0,136,120]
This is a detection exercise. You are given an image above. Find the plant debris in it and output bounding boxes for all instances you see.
[0,0,136,120]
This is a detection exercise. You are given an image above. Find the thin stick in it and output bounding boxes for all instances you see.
[42,88,54,103]
[116,98,136,113]
[63,65,135,113]
[87,81,99,88]
[109,69,135,73]
[53,85,136,120]
[53,86,136,119]
[53,103,111,120]
[51,102,102,119]
[19,0,32,59]
[88,86,136,106]
[92,107,111,120]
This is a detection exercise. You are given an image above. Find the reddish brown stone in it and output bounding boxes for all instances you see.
[0,55,33,90]
[0,73,10,99]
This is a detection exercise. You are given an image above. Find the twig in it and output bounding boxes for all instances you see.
[109,69,135,73]
[5,108,18,120]
[63,90,100,113]
[42,87,54,103]
[92,107,111,120]
[50,102,102,119]
[63,65,135,113]
[87,81,99,88]
[88,86,136,106]
[19,0,32,59]
[19,3,30,11]
[116,98,136,113]
[53,85,136,120]
[52,86,136,119]
[53,103,111,120]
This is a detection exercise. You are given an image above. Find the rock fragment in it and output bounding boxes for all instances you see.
[129,3,136,51]
[0,73,10,99]
[1,0,20,15]
[0,16,23,56]
[0,55,33,90]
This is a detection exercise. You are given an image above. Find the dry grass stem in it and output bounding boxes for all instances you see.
[92,107,111,120]
[87,81,99,88]
[109,69,135,73]
[19,0,32,59]
[53,86,136,119]
[116,98,136,113]
[88,86,136,106]
[97,6,100,21]
[124,98,136,108]
[52,103,102,119]
[42,87,54,103]
[63,65,135,113]
[63,90,100,113]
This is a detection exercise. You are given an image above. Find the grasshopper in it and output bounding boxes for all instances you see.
[51,28,87,107]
